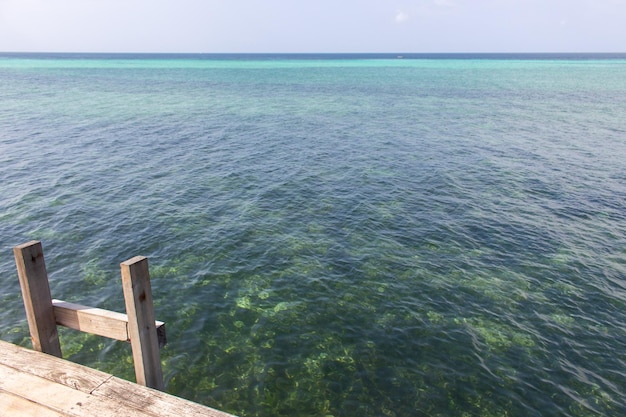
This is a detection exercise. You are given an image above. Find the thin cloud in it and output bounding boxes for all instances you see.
[395,10,410,23]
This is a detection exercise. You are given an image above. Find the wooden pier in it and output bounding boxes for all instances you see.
[0,339,233,416]
[2,241,237,416]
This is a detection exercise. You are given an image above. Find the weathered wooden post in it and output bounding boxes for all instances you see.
[13,241,62,357]
[121,256,165,391]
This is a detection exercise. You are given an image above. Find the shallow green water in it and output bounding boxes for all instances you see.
[1,54,625,416]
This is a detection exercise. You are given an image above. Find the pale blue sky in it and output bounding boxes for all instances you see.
[1,0,625,53]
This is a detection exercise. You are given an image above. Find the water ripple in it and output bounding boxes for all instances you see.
[1,56,626,416]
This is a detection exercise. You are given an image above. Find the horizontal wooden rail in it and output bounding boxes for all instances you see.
[52,300,167,348]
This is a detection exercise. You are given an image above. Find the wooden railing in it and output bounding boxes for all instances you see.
[13,240,165,390]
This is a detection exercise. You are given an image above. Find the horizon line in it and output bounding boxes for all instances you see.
[2,51,626,55]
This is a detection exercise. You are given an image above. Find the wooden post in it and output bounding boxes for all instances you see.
[13,241,62,357]
[120,256,164,390]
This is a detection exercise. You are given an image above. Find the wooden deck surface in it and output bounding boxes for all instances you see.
[0,340,236,417]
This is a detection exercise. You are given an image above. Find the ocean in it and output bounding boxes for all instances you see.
[1,53,625,416]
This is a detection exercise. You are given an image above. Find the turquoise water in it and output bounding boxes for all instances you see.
[1,53,626,416]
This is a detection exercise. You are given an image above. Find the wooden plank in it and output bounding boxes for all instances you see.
[0,340,108,394]
[0,389,68,417]
[121,256,164,390]
[0,341,237,417]
[13,241,62,357]
[0,363,145,417]
[52,299,167,347]
[92,376,237,417]
[52,300,129,341]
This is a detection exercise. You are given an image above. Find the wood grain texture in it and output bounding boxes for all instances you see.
[13,241,62,357]
[0,340,109,393]
[0,390,68,417]
[52,300,129,341]
[0,363,139,417]
[92,376,238,417]
[52,299,167,347]
[121,256,164,390]
[0,340,237,416]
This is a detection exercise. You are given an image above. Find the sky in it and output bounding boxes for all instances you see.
[0,0,625,53]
